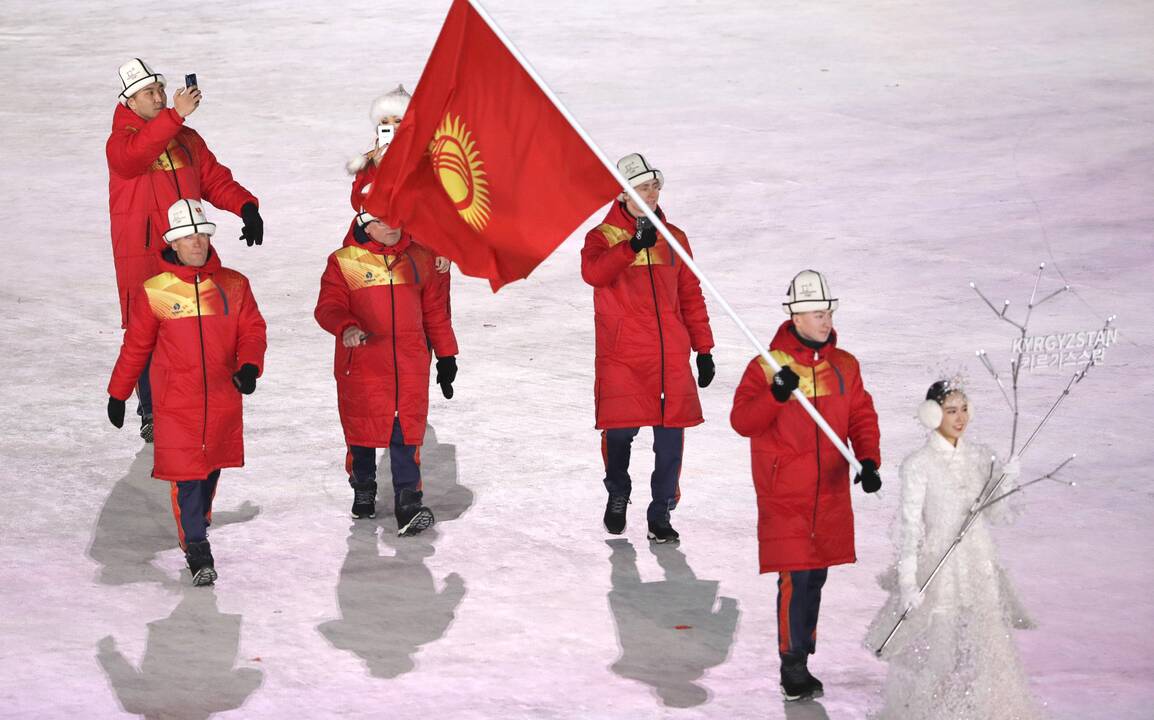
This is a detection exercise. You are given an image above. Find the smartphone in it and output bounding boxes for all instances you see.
[185,73,198,88]
[377,124,396,149]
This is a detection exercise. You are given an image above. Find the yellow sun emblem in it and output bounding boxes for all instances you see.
[429,114,491,231]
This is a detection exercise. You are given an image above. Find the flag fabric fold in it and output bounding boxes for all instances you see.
[365,0,621,291]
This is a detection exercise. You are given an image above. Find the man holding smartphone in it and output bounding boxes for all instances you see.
[107,58,264,441]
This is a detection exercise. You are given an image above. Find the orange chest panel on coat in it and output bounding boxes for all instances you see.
[598,224,675,267]
[759,352,843,398]
[143,272,229,319]
[335,246,420,290]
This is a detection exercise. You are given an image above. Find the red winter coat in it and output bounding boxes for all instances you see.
[315,236,457,448]
[581,202,714,429]
[730,321,881,573]
[108,249,267,481]
[106,104,258,327]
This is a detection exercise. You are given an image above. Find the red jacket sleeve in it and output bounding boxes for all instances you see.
[108,290,160,400]
[193,132,258,216]
[580,228,635,288]
[673,232,714,353]
[350,164,374,211]
[105,109,184,178]
[234,276,268,374]
[730,357,788,437]
[844,354,881,466]
[314,254,357,337]
[420,260,459,358]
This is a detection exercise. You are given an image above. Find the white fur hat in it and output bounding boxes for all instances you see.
[118,58,166,105]
[783,269,838,315]
[616,153,663,200]
[163,199,216,243]
[370,84,411,125]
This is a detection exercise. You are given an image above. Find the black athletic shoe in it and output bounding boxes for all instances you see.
[350,479,377,519]
[603,494,629,534]
[140,414,154,444]
[780,654,821,701]
[395,489,435,537]
[646,519,680,544]
[185,540,217,587]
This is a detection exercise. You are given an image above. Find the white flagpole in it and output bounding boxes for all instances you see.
[467,0,865,476]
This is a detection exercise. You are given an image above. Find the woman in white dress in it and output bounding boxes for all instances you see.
[866,380,1041,720]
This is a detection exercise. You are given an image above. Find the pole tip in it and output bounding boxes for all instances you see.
[1039,261,1046,268]
[968,282,976,288]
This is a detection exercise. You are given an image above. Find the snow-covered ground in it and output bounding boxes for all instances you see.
[2,0,1152,717]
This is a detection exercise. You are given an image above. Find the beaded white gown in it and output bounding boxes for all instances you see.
[865,431,1042,720]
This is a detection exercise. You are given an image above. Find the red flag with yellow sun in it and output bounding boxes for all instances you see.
[363,0,620,291]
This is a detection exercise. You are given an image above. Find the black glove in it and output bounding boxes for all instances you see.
[240,202,263,247]
[855,459,882,494]
[436,356,457,399]
[232,363,259,394]
[696,353,715,388]
[628,216,658,253]
[770,366,799,402]
[107,396,125,428]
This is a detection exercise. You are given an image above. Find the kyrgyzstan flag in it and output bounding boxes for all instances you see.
[363,0,621,291]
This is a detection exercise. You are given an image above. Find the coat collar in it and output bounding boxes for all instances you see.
[601,200,666,230]
[928,430,966,454]
[159,245,223,281]
[769,320,839,365]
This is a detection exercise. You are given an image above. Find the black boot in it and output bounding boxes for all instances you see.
[646,507,679,544]
[779,653,821,701]
[350,478,377,519]
[603,494,629,534]
[395,488,434,537]
[185,540,217,587]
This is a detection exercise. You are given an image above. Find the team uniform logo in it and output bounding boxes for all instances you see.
[430,114,490,231]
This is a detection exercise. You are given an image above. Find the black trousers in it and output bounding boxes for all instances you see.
[171,470,220,550]
[777,568,829,657]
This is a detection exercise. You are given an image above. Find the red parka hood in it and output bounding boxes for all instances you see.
[770,320,839,367]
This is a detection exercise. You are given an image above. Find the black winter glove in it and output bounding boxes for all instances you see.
[855,459,882,494]
[770,366,800,402]
[696,353,715,388]
[436,356,458,399]
[240,203,263,247]
[628,216,658,253]
[107,396,126,429]
[232,363,259,395]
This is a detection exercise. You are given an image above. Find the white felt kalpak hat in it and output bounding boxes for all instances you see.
[370,84,411,125]
[118,58,166,105]
[617,153,663,199]
[355,211,377,228]
[163,199,216,243]
[783,269,839,315]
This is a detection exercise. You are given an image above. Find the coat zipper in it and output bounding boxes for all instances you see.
[810,358,821,537]
[164,148,184,197]
[644,248,666,423]
[145,216,151,248]
[387,255,401,433]
[194,273,209,453]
